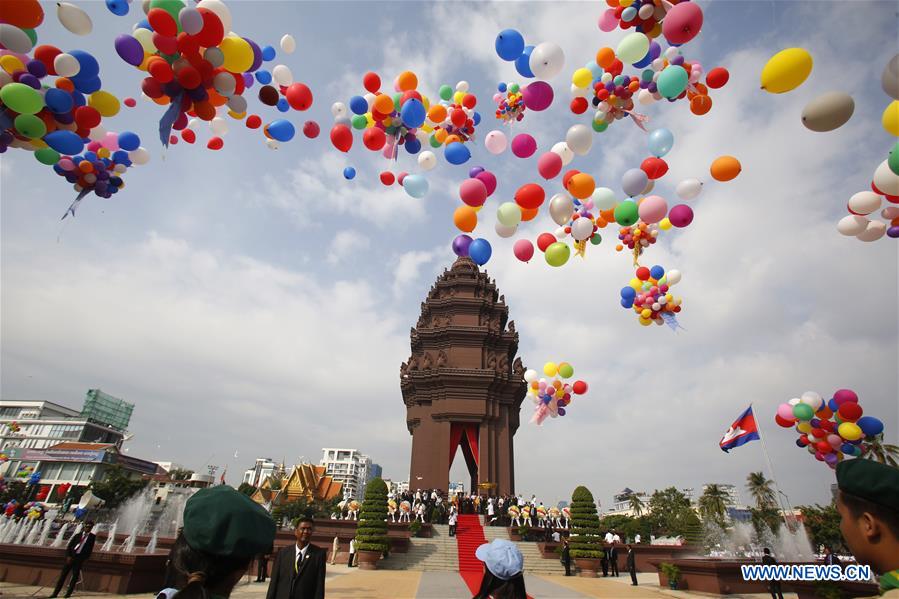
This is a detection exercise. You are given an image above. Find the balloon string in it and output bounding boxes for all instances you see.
[632,245,642,267]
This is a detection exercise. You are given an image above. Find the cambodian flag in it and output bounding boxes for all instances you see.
[719,406,760,452]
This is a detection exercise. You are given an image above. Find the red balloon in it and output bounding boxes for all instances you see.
[400,90,423,105]
[176,31,200,57]
[474,171,497,196]
[193,8,224,48]
[450,109,467,128]
[461,93,477,109]
[175,64,201,89]
[180,129,196,143]
[363,127,386,151]
[640,157,669,180]
[572,380,588,395]
[380,171,395,186]
[169,135,179,145]
[570,97,588,114]
[285,83,313,111]
[662,1,703,45]
[330,124,353,152]
[148,8,178,37]
[363,71,381,93]
[819,419,836,432]
[152,32,178,55]
[514,183,546,210]
[537,233,556,252]
[397,171,408,186]
[838,402,863,422]
[33,45,62,75]
[774,414,794,428]
[562,169,580,189]
[207,136,223,150]
[124,97,136,107]
[706,67,729,89]
[148,60,174,84]
[141,77,163,98]
[636,266,651,281]
[74,106,101,129]
[245,114,262,129]
[302,120,320,138]
[816,441,832,453]
[459,178,488,207]
[537,152,563,180]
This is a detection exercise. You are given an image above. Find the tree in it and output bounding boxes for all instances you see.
[237,482,257,496]
[746,472,777,509]
[864,437,899,467]
[698,484,729,528]
[89,466,148,508]
[568,486,604,559]
[647,487,700,539]
[356,478,389,553]
[168,468,194,481]
[798,503,845,552]
[750,506,782,538]
[628,493,645,517]
[600,514,648,542]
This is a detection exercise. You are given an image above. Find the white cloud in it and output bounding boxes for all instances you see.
[392,246,444,299]
[327,230,371,265]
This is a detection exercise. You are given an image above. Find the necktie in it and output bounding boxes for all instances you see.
[295,551,302,575]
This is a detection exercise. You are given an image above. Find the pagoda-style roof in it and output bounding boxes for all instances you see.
[250,463,342,507]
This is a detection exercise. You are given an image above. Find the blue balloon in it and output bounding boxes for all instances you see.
[403,137,421,154]
[349,95,368,116]
[255,70,272,85]
[444,142,470,165]
[515,45,535,78]
[495,29,525,61]
[828,398,838,412]
[261,45,276,61]
[856,416,884,437]
[118,131,140,151]
[472,112,481,126]
[403,174,429,198]
[498,82,507,92]
[468,238,492,265]
[558,407,566,416]
[400,98,426,128]
[112,150,129,163]
[72,76,102,95]
[620,286,636,300]
[276,98,289,112]
[650,265,665,280]
[267,119,295,142]
[587,62,603,79]
[620,298,634,309]
[648,128,674,157]
[840,443,857,455]
[68,50,100,79]
[105,0,129,15]
[44,131,85,155]
[136,19,150,30]
[343,166,356,180]
[44,88,74,114]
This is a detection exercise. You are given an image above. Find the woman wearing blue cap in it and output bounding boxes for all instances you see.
[473,539,527,599]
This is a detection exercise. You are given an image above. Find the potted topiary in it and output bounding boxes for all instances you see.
[409,520,422,537]
[568,486,604,577]
[660,563,681,589]
[355,478,389,570]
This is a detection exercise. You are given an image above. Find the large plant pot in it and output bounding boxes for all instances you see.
[356,549,381,570]
[574,558,601,578]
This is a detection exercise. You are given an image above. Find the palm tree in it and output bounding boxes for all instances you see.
[864,437,899,467]
[629,493,644,517]
[698,484,729,526]
[746,472,777,509]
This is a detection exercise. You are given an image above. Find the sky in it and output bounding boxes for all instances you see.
[1,0,897,511]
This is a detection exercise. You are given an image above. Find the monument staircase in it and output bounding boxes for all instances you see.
[456,514,488,593]
[482,520,567,576]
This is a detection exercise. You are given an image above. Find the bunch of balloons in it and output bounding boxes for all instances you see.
[598,0,702,42]
[428,81,481,159]
[523,362,588,425]
[24,501,45,519]
[5,422,20,434]
[452,233,493,267]
[495,29,566,81]
[452,165,499,234]
[620,265,683,328]
[615,221,659,262]
[494,82,525,123]
[775,389,886,470]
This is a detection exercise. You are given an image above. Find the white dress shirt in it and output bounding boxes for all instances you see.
[294,543,310,573]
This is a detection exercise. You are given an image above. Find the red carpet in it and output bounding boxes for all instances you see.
[455,514,487,595]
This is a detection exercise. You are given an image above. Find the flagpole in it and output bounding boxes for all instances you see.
[751,403,793,530]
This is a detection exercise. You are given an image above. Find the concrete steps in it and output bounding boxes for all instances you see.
[381,524,458,571]
[482,525,566,575]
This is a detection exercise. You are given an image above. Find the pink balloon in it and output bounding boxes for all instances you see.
[511,133,537,158]
[475,171,497,196]
[537,151,562,179]
[397,171,408,185]
[459,178,488,207]
[638,195,667,224]
[522,81,554,111]
[101,132,119,150]
[598,8,618,32]
[668,204,694,227]
[662,2,703,45]
[513,239,534,262]
[776,403,795,421]
[58,158,75,171]
[833,389,858,405]
[87,141,102,152]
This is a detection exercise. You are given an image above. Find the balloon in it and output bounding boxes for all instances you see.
[445,142,471,165]
[511,133,537,158]
[801,92,855,132]
[495,222,517,238]
[638,195,667,224]
[468,238,492,266]
[497,202,522,227]
[567,173,595,199]
[710,156,741,181]
[856,221,886,242]
[792,403,814,420]
[662,2,703,44]
[676,178,703,200]
[418,150,436,170]
[838,402,863,422]
[617,33,649,65]
[515,45,535,78]
[761,48,813,94]
[0,24,34,54]
[495,29,525,61]
[648,128,674,157]
[883,100,899,137]
[57,2,92,35]
[513,239,534,262]
[657,66,689,98]
[837,214,869,236]
[565,124,592,156]
[401,98,426,128]
[452,234,473,257]
[343,166,356,180]
[668,204,694,228]
[622,168,649,197]
[302,121,320,138]
[706,67,729,89]
[272,64,293,86]
[453,206,478,232]
[484,130,507,154]
[570,218,594,241]
[890,142,899,175]
[280,34,296,54]
[114,34,144,67]
[593,187,616,211]
[545,242,570,267]
[882,54,899,101]
[614,201,639,226]
[330,124,352,152]
[856,416,884,437]
[776,403,796,422]
[267,120,295,142]
[529,42,565,79]
[641,157,668,180]
[0,82,42,114]
[44,130,84,154]
[874,159,899,196]
[514,183,545,209]
[285,83,313,111]
[460,178,488,207]
[848,191,881,216]
[551,142,574,166]
[53,53,80,77]
[88,90,119,117]
[548,193,573,225]
[837,422,863,442]
[403,174,429,198]
[522,81,554,111]
[538,152,563,180]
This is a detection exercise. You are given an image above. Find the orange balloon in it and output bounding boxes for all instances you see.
[444,134,461,145]
[397,71,418,92]
[1,0,44,28]
[690,95,712,116]
[710,155,742,182]
[520,206,539,222]
[453,205,478,232]
[207,88,228,107]
[600,209,615,222]
[152,95,171,105]
[55,77,74,92]
[193,100,216,120]
[373,93,394,115]
[427,105,447,123]
[596,47,616,69]
[567,173,596,199]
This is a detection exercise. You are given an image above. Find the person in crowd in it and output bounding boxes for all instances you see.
[560,537,571,577]
[347,536,356,568]
[835,459,899,598]
[487,497,496,526]
[266,517,326,599]
[823,545,841,568]
[634,533,641,544]
[762,548,784,599]
[50,520,96,598]
[163,527,187,589]
[627,543,638,586]
[473,539,526,599]
[329,537,338,566]
[448,507,458,537]
[551,530,561,543]
[609,539,620,577]
[256,543,274,582]
[169,486,275,599]
[600,545,609,577]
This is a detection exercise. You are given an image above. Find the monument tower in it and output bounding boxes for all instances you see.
[400,257,526,496]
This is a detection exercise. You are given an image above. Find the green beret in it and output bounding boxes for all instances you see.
[182,486,276,557]
[836,459,899,512]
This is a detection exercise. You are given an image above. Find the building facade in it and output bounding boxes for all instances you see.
[242,457,278,488]
[319,448,372,500]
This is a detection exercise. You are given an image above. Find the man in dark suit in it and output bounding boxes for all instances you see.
[609,541,619,577]
[560,537,571,576]
[266,517,325,599]
[50,520,95,598]
[626,544,638,586]
[762,548,784,599]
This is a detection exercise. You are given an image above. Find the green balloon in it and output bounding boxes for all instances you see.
[545,242,570,267]
[35,147,61,166]
[509,83,519,93]
[0,83,44,115]
[23,28,38,46]
[590,233,602,245]
[351,114,368,130]
[592,120,608,133]
[889,141,899,176]
[392,93,402,113]
[558,363,574,378]
[792,403,814,421]
[429,134,441,148]
[14,113,46,139]
[614,201,639,226]
[150,0,186,22]
[438,85,453,101]
[657,66,689,99]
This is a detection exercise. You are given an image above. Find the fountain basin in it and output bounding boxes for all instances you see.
[536,543,698,572]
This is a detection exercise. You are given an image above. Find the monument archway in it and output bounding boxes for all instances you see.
[400,257,526,496]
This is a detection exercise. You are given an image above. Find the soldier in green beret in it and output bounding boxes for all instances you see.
[835,459,899,598]
[169,486,276,599]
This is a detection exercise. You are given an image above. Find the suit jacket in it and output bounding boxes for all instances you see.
[626,549,636,571]
[824,554,841,567]
[265,544,325,599]
[66,531,95,562]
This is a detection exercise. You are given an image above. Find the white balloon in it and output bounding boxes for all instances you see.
[676,178,703,201]
[554,226,567,240]
[417,151,437,171]
[280,34,296,54]
[570,84,589,98]
[666,269,682,285]
[882,206,899,220]
[484,130,507,154]
[331,102,347,118]
[637,89,655,105]
[571,218,594,241]
[53,53,81,78]
[57,2,92,35]
[549,193,574,226]
[664,47,681,60]
[873,159,899,196]
[0,24,33,53]
[456,81,469,93]
[227,95,247,114]
[787,397,801,406]
[133,27,156,53]
[551,141,574,166]
[642,179,655,195]
[523,369,538,383]
[129,147,150,165]
[363,93,375,109]
[856,220,886,242]
[837,215,867,237]
[530,42,565,79]
[83,173,96,184]
[847,191,881,215]
[495,222,517,238]
[565,124,592,155]
[593,187,616,210]
[272,64,293,86]
[211,117,229,136]
[88,125,107,141]
[651,58,665,72]
[266,139,280,150]
[196,0,232,34]
[800,391,823,410]
[600,72,613,84]
[213,71,236,96]
[0,71,12,87]
[113,163,127,173]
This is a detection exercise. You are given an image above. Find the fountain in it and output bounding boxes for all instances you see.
[145,530,158,554]
[121,525,139,553]
[13,519,34,544]
[100,520,118,552]
[37,520,53,547]
[50,522,70,548]
[23,519,44,545]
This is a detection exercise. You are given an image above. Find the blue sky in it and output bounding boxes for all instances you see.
[2,0,897,509]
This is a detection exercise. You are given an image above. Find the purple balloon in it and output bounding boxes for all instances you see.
[26,59,47,78]
[17,73,40,89]
[245,38,263,72]
[243,72,254,89]
[668,204,694,227]
[469,166,485,178]
[888,226,899,238]
[510,133,537,158]
[522,81,554,111]
[114,34,144,67]
[452,234,473,257]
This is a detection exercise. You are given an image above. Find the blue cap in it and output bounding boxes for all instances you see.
[475,539,524,580]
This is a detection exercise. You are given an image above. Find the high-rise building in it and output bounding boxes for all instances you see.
[319,448,374,500]
[368,463,383,481]
[243,457,277,488]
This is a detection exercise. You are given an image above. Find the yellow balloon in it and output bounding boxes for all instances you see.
[133,28,156,53]
[572,68,592,89]
[31,138,47,148]
[365,113,374,127]
[219,36,253,74]
[760,48,813,94]
[641,308,652,319]
[659,217,672,230]
[639,318,651,326]
[797,421,812,433]
[88,91,120,117]
[543,362,558,377]
[453,91,464,104]
[838,422,863,441]
[227,110,246,119]
[882,100,899,137]
[138,54,151,71]
[619,0,634,6]
[97,147,110,158]
[0,55,25,74]
[629,278,641,290]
